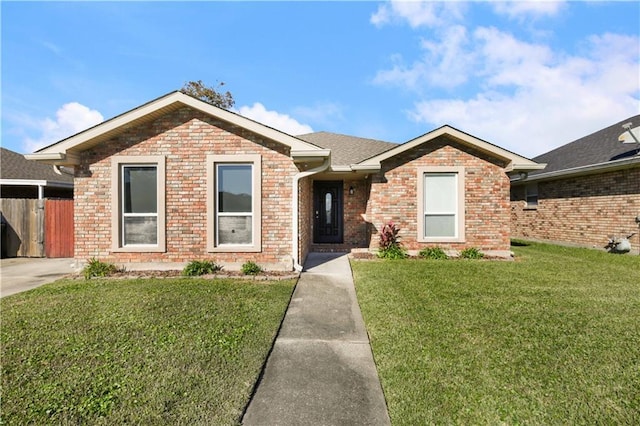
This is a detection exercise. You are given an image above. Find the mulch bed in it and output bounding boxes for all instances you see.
[72,269,300,281]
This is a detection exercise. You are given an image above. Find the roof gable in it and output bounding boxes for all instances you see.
[27,92,327,165]
[358,125,543,173]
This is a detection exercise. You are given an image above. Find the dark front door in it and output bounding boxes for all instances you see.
[313,181,343,244]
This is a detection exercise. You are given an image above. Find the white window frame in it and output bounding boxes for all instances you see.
[111,155,166,252]
[417,166,465,243]
[207,154,261,252]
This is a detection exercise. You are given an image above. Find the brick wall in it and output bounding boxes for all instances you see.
[511,167,640,252]
[298,177,312,266]
[74,106,299,268]
[365,136,512,252]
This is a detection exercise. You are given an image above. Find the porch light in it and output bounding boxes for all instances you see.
[349,185,355,195]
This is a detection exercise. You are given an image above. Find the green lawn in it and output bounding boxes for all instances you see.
[1,277,295,425]
[352,242,640,425]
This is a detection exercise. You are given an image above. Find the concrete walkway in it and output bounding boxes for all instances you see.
[243,253,391,426]
[0,257,77,298]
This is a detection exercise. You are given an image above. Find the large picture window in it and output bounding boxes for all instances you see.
[216,164,253,245]
[207,154,261,252]
[122,165,158,245]
[111,156,166,252]
[423,172,458,238]
[417,166,465,243]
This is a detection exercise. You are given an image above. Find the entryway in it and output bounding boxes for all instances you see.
[313,181,343,244]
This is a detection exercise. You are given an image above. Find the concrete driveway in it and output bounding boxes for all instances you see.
[0,258,77,298]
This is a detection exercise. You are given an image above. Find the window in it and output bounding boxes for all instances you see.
[417,166,465,242]
[207,154,261,252]
[525,183,538,208]
[111,156,166,252]
[123,166,157,245]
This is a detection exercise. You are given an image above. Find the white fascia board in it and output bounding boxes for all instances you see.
[512,157,640,183]
[505,162,547,173]
[290,149,331,162]
[350,164,381,172]
[35,91,324,156]
[330,166,353,172]
[0,179,73,188]
[328,164,381,173]
[24,152,80,165]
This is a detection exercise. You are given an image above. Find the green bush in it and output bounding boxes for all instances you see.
[182,260,221,276]
[241,261,263,275]
[83,258,118,279]
[419,246,448,260]
[460,247,484,259]
[377,244,408,260]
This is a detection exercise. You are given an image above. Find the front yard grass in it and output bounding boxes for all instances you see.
[352,241,640,425]
[1,277,296,425]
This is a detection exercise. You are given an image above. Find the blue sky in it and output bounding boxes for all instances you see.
[2,1,639,158]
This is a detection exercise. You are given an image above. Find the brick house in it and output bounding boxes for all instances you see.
[511,115,640,253]
[27,91,542,270]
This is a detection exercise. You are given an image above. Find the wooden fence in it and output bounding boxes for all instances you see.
[45,199,74,258]
[1,199,74,258]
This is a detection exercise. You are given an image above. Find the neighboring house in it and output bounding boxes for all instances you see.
[0,147,73,199]
[26,91,542,270]
[511,115,640,253]
[1,148,74,258]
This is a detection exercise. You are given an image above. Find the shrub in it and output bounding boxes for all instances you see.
[419,246,448,260]
[460,247,484,259]
[241,261,263,275]
[83,258,118,279]
[378,221,407,259]
[377,244,408,260]
[183,260,221,276]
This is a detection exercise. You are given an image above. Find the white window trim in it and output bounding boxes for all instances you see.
[111,155,166,252]
[207,154,262,252]
[417,166,465,243]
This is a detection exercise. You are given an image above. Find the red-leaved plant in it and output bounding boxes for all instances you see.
[379,221,400,250]
[378,221,407,259]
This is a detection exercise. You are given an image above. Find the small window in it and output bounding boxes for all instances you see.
[525,183,538,208]
[111,155,166,252]
[417,166,465,243]
[207,154,261,252]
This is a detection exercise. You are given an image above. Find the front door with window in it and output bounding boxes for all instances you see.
[313,181,343,244]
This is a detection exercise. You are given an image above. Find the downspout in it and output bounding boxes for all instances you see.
[292,156,331,271]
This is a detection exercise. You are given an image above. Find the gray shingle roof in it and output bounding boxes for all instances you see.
[296,131,397,166]
[531,114,640,175]
[1,147,73,183]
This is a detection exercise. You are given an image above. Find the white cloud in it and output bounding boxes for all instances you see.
[491,0,566,20]
[374,25,472,90]
[24,102,104,152]
[409,30,640,157]
[371,2,639,157]
[238,102,313,135]
[371,1,465,29]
